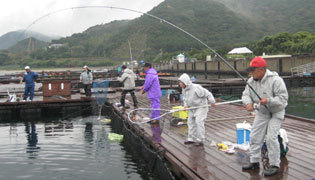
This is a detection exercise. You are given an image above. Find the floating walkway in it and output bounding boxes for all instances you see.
[107,91,315,180]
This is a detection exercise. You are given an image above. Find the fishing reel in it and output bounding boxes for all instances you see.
[253,103,261,110]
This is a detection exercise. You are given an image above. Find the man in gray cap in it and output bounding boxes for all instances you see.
[80,65,93,96]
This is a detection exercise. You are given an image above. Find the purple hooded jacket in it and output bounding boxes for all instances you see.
[143,68,162,99]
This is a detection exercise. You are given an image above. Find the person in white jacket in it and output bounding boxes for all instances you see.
[118,65,138,109]
[179,73,215,146]
[80,65,93,96]
[241,57,288,176]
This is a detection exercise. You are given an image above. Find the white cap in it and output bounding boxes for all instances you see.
[83,65,88,68]
[25,66,30,70]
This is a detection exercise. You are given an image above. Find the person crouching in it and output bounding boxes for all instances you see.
[179,73,215,146]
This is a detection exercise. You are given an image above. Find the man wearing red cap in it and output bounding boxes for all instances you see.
[241,57,288,176]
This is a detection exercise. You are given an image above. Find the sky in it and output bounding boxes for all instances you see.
[0,0,164,37]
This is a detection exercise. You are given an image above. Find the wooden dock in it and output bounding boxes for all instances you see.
[108,91,315,180]
[0,94,95,121]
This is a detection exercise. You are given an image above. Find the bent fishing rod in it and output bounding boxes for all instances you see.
[20,5,263,102]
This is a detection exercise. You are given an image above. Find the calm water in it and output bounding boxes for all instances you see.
[286,86,315,120]
[0,116,157,180]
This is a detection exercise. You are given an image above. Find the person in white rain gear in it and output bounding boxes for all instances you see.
[80,65,93,96]
[179,73,215,146]
[241,57,288,176]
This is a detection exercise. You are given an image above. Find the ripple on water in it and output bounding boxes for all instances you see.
[0,119,157,180]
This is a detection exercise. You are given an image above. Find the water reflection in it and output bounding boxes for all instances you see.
[129,110,162,143]
[287,86,315,119]
[25,122,40,159]
[188,146,205,173]
[44,121,73,136]
[237,150,289,179]
[84,122,94,144]
[150,123,161,143]
[0,118,158,180]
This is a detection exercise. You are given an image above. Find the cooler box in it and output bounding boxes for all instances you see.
[236,122,251,144]
[172,106,188,119]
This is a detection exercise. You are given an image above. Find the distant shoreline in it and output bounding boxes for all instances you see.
[0,66,112,74]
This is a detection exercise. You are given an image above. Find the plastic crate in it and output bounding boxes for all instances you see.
[172,106,188,119]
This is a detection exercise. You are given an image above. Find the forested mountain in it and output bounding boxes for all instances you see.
[49,0,261,60]
[47,0,315,61]
[8,37,49,53]
[3,0,315,65]
[0,30,58,50]
[213,0,315,34]
[249,31,315,55]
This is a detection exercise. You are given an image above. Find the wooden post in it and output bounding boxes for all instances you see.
[191,62,194,77]
[204,61,207,79]
[194,62,197,77]
[185,62,187,72]
[234,61,237,78]
[218,61,221,79]
[279,58,283,75]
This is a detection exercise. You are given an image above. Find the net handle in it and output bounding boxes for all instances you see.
[127,99,242,124]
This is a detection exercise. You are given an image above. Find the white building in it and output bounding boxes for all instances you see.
[176,53,185,63]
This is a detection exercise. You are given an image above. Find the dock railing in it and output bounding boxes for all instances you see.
[291,61,315,77]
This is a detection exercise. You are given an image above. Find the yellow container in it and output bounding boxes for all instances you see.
[172,106,188,119]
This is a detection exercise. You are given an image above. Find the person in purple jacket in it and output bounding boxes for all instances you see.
[140,63,162,123]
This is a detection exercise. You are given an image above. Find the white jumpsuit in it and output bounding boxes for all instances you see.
[242,69,288,167]
[179,73,215,142]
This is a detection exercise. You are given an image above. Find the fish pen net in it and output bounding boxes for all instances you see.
[93,79,110,105]
[103,104,177,180]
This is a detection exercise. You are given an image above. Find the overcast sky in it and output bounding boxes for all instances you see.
[0,0,164,37]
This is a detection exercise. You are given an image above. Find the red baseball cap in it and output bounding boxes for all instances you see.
[247,57,267,71]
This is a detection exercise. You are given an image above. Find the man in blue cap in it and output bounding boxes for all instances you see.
[23,66,38,101]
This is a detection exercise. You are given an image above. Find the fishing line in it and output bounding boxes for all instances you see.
[127,99,242,124]
[19,5,263,102]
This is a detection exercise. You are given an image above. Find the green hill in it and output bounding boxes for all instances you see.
[249,31,315,55]
[47,0,261,61]
[0,30,58,50]
[215,0,315,34]
[8,37,49,53]
[26,0,315,62]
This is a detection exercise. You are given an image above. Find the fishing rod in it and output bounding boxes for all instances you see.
[19,5,263,102]
[127,99,242,124]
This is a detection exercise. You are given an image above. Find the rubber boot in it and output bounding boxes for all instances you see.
[242,162,260,170]
[264,166,279,176]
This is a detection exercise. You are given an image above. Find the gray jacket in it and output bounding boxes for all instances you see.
[179,73,215,107]
[242,69,288,116]
[80,70,93,84]
[118,68,136,90]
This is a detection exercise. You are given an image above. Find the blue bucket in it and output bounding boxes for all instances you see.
[162,89,167,95]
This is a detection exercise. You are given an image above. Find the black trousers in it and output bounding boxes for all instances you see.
[120,90,138,107]
[83,84,92,96]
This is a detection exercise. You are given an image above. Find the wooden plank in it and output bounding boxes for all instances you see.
[109,92,315,180]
